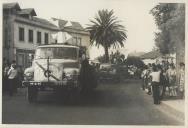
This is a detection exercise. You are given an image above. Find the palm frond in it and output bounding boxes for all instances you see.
[86,9,127,61]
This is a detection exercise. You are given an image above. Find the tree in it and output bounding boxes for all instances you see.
[125,56,145,68]
[154,29,174,54]
[97,55,106,63]
[111,50,126,64]
[150,3,185,55]
[87,9,127,62]
[150,3,185,88]
[97,50,126,64]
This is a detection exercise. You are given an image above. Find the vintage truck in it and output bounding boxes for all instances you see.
[23,44,98,103]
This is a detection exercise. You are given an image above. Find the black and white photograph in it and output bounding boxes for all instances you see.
[1,0,187,127]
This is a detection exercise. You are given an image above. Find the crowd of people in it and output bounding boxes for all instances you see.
[141,61,185,105]
[3,59,24,96]
[127,65,143,79]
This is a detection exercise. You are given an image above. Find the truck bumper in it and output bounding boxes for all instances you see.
[22,80,79,89]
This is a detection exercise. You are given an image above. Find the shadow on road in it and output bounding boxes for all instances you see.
[34,82,136,108]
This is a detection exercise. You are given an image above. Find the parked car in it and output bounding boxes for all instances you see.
[99,63,120,83]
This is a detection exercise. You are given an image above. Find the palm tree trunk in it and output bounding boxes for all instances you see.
[104,45,109,63]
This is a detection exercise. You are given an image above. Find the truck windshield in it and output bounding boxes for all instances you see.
[35,47,78,60]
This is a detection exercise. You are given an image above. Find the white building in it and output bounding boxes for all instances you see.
[3,3,58,68]
[140,50,176,65]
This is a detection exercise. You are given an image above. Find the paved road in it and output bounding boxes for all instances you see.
[2,80,183,125]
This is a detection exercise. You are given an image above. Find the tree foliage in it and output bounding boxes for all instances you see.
[97,50,126,64]
[150,3,185,55]
[87,9,127,62]
[125,56,145,68]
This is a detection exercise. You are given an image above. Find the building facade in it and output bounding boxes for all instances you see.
[3,3,58,68]
[140,50,176,65]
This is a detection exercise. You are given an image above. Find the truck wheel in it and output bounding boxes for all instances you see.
[28,86,38,103]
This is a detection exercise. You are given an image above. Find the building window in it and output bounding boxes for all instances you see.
[72,37,82,46]
[73,37,77,44]
[28,29,33,43]
[44,33,48,44]
[19,27,24,41]
[37,31,41,44]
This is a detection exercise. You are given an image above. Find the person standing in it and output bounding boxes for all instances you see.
[167,64,177,96]
[141,65,148,90]
[146,64,153,95]
[3,62,10,92]
[7,62,18,96]
[159,63,168,100]
[17,66,24,88]
[150,65,161,104]
[79,53,90,91]
[179,62,185,99]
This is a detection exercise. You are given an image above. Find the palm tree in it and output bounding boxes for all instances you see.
[87,9,127,62]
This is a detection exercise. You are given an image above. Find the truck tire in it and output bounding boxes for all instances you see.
[28,86,38,103]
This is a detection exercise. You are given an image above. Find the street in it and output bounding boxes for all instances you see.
[2,80,182,125]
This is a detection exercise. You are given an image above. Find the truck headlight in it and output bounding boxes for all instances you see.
[24,72,34,81]
[63,70,78,80]
[65,73,72,80]
[24,67,34,81]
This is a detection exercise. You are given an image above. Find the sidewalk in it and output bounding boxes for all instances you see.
[143,88,185,123]
[161,99,184,113]
[160,99,184,123]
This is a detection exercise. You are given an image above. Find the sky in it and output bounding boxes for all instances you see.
[2,0,159,59]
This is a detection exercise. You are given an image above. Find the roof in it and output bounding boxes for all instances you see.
[58,19,68,28]
[58,20,84,30]
[66,21,84,30]
[17,8,37,16]
[32,17,58,29]
[140,50,162,59]
[3,2,21,10]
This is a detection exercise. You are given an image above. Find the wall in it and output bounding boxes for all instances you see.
[66,32,90,48]
[13,21,57,68]
[14,21,55,50]
[64,30,90,57]
[3,13,15,62]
